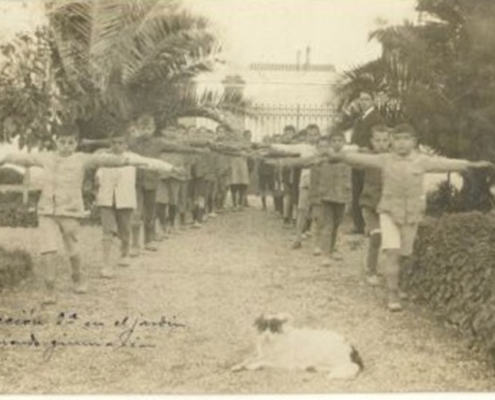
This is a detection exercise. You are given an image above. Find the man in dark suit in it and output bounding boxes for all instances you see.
[342,91,384,234]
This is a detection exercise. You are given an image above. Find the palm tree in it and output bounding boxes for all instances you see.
[45,0,246,137]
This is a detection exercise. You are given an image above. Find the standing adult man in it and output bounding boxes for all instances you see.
[345,91,384,234]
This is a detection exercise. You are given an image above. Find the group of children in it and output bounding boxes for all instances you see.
[0,116,258,305]
[1,111,491,312]
[257,122,492,311]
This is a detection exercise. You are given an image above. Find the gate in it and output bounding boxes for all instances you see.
[244,103,335,141]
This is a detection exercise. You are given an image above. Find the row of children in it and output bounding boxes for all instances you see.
[0,115,300,305]
[256,122,492,312]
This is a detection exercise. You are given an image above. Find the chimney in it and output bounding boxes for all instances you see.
[297,50,301,70]
[305,46,311,69]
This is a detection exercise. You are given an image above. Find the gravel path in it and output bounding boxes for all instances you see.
[0,201,494,394]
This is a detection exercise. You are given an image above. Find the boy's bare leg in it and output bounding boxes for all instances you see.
[69,254,87,294]
[100,235,114,279]
[41,252,58,305]
[130,224,141,257]
[366,232,381,286]
[320,201,333,267]
[383,249,402,311]
[329,203,345,260]
[312,207,322,256]
[399,255,412,299]
[260,190,267,211]
[292,208,307,249]
[116,209,132,266]
[283,187,292,227]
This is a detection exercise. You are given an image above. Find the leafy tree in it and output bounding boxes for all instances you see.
[0,27,70,149]
[335,0,495,211]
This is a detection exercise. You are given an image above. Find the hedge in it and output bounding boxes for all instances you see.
[0,245,33,290]
[0,191,40,227]
[408,212,495,364]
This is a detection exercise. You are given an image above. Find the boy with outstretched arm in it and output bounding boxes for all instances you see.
[0,123,168,305]
[329,123,492,311]
[359,124,390,286]
[94,132,180,279]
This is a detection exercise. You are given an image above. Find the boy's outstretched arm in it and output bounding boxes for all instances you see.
[127,153,176,173]
[423,156,493,173]
[0,153,44,168]
[324,150,384,169]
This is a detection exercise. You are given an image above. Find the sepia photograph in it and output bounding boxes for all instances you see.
[0,0,495,396]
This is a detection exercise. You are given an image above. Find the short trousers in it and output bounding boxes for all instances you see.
[191,177,207,200]
[297,187,310,211]
[311,203,322,220]
[131,187,156,226]
[258,174,275,193]
[38,215,80,256]
[99,206,133,237]
[156,179,181,205]
[205,179,216,199]
[362,206,380,235]
[379,213,419,256]
[177,180,189,211]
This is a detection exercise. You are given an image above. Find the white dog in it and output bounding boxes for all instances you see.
[231,313,363,380]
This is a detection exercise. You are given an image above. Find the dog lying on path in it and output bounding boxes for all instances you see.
[231,313,364,380]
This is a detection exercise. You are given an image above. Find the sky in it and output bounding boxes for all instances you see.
[185,0,419,72]
[0,0,417,72]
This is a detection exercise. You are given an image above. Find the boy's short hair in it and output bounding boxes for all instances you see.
[371,124,390,136]
[109,130,127,141]
[327,126,345,140]
[391,123,417,138]
[306,123,320,132]
[283,125,296,134]
[54,122,80,139]
[317,134,331,144]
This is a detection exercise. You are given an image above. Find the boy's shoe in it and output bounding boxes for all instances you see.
[387,292,403,312]
[129,248,140,258]
[42,291,58,306]
[209,212,218,218]
[192,221,202,229]
[331,251,343,261]
[292,240,302,250]
[321,257,332,268]
[118,257,131,267]
[73,281,88,294]
[366,275,380,287]
[100,267,114,279]
[313,247,322,256]
[144,243,158,252]
[155,233,167,241]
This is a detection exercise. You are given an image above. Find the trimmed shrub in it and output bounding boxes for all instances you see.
[0,246,33,290]
[0,168,24,184]
[0,191,40,227]
[425,180,464,217]
[408,212,495,364]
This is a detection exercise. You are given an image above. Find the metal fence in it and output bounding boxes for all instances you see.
[244,103,335,141]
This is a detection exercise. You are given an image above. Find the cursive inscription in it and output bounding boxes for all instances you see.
[0,309,187,362]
